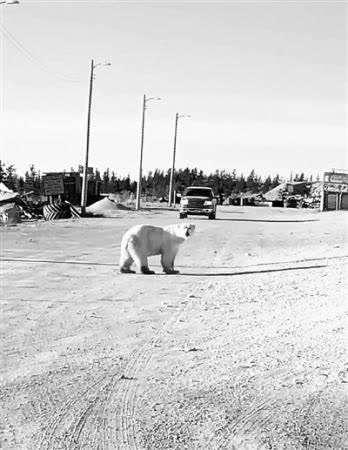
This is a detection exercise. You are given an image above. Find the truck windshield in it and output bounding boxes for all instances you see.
[184,189,213,198]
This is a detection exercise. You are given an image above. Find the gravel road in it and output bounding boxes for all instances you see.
[1,206,347,449]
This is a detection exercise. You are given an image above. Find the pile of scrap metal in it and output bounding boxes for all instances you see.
[0,183,81,225]
[0,183,43,226]
[264,181,318,208]
[302,182,322,209]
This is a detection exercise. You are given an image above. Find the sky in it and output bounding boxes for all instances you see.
[0,0,346,179]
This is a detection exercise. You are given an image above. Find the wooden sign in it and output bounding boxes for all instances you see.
[43,174,64,196]
[323,183,348,193]
[328,173,348,183]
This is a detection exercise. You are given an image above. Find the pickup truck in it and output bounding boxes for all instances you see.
[179,186,217,219]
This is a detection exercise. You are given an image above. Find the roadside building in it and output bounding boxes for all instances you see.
[320,171,348,211]
[42,171,101,205]
[263,171,348,211]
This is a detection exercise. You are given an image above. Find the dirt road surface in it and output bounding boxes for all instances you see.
[1,206,347,449]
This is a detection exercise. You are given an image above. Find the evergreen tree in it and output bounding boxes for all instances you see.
[246,169,258,192]
[0,160,6,183]
[102,169,110,192]
[235,174,246,193]
[271,174,281,188]
[121,175,131,192]
[17,176,25,192]
[0,160,309,198]
[95,169,101,182]
[262,175,272,193]
[5,165,17,190]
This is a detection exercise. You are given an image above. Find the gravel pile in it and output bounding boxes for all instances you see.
[86,196,131,216]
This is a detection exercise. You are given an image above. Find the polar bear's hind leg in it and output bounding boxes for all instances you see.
[128,239,155,275]
[119,248,136,274]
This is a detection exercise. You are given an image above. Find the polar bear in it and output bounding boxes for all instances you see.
[119,223,195,275]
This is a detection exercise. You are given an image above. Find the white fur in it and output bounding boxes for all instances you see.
[119,223,195,274]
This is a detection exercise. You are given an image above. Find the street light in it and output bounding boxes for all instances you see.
[168,113,190,207]
[135,94,162,210]
[80,59,111,216]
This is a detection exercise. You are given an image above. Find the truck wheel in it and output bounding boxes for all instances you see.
[179,213,187,219]
[208,213,216,220]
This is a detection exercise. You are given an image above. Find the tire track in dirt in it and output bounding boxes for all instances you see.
[87,374,122,449]
[37,258,344,448]
[63,352,140,450]
[114,287,204,449]
[174,262,304,449]
[34,280,120,449]
[38,374,111,449]
[37,345,134,449]
[211,364,309,448]
[79,300,197,449]
[37,284,203,449]
[208,286,302,448]
[208,263,343,449]
[65,377,118,450]
[221,378,332,449]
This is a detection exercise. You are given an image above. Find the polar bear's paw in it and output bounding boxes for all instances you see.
[141,266,155,275]
[163,269,180,275]
[120,267,136,274]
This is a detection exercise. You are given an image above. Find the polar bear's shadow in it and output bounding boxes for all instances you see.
[135,264,325,276]
[122,265,326,277]
[177,264,325,276]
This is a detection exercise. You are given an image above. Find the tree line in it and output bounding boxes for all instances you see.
[0,160,315,198]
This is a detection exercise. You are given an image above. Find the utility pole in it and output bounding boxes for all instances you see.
[168,113,179,207]
[168,113,190,207]
[80,59,111,215]
[136,94,146,210]
[135,95,161,210]
[81,59,94,216]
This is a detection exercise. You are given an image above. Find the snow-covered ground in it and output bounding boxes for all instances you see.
[1,206,347,449]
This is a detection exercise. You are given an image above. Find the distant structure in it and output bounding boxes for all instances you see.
[263,170,348,211]
[264,181,312,208]
[320,170,348,211]
[42,170,100,205]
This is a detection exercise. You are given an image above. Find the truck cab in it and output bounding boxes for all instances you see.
[179,186,217,220]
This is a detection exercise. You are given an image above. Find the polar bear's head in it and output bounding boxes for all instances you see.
[178,223,196,239]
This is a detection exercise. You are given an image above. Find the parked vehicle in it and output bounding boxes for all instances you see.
[179,186,217,219]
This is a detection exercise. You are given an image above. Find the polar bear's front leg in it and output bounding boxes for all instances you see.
[161,251,179,275]
[141,265,155,275]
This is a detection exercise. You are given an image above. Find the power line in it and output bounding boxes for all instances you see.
[0,22,82,83]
